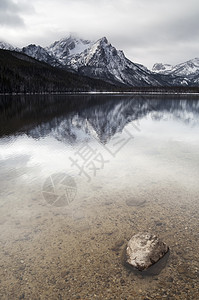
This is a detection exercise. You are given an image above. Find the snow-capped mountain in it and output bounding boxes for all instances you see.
[22,44,60,66]
[169,58,199,77]
[152,63,173,74]
[152,58,199,86]
[0,41,20,52]
[46,35,93,65]
[47,36,162,86]
[152,58,199,77]
[1,36,199,87]
[1,36,162,86]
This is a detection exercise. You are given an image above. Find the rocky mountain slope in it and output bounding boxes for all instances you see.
[0,41,17,51]
[152,58,199,76]
[22,44,61,67]
[46,36,93,65]
[152,58,199,86]
[0,49,117,93]
[46,36,163,86]
[1,36,199,87]
[0,36,165,87]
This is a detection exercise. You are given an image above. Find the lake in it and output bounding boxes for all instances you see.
[0,94,199,299]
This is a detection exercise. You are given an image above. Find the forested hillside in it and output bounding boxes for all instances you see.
[0,49,118,93]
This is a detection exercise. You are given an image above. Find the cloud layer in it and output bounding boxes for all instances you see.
[0,0,198,68]
[0,0,34,27]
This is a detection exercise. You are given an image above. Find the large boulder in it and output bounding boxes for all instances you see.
[126,233,169,271]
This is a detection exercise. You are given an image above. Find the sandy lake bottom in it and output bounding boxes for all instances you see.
[0,94,199,299]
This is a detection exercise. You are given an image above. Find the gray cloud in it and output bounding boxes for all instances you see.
[0,0,199,68]
[0,12,24,27]
[0,0,20,11]
[0,0,34,27]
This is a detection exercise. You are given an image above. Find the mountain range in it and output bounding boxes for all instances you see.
[152,58,199,86]
[0,35,199,88]
[20,36,163,87]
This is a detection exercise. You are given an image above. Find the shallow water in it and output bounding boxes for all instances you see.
[0,94,199,299]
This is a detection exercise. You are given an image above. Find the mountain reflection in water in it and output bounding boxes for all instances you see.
[1,94,199,144]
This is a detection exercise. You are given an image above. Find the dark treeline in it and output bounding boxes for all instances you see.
[124,86,199,94]
[0,49,119,93]
[0,49,199,94]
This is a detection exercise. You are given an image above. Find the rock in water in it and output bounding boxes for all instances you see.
[126,233,169,271]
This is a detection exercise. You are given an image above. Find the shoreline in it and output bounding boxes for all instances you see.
[1,91,199,96]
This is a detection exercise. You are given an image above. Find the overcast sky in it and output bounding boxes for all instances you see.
[0,0,199,68]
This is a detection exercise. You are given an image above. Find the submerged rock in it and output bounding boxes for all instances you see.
[125,198,146,207]
[126,233,169,271]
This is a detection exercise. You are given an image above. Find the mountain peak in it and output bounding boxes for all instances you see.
[23,44,38,49]
[94,37,109,47]
[60,35,161,87]
[22,44,60,66]
[187,57,199,65]
[0,41,15,51]
[99,37,108,44]
[152,63,173,74]
[153,57,199,77]
[67,33,89,43]
[47,35,93,63]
